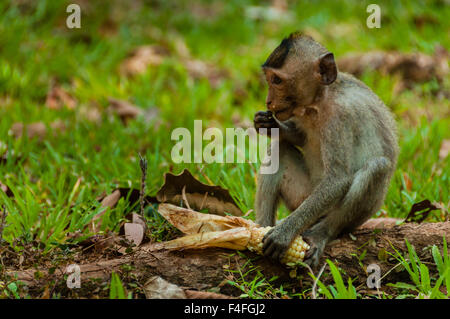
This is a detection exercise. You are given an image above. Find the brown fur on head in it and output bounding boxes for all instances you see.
[262,32,337,121]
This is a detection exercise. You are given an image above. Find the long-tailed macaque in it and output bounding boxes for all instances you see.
[254,33,398,267]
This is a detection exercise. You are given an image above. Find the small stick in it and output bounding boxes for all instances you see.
[243,209,253,217]
[0,205,7,243]
[199,192,208,210]
[181,185,191,210]
[138,153,148,217]
[311,262,327,299]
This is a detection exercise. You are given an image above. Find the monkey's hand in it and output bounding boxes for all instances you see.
[262,222,295,262]
[254,111,278,135]
[301,230,327,269]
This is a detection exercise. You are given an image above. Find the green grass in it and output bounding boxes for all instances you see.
[387,238,450,299]
[309,237,450,299]
[0,0,449,298]
[225,251,306,299]
[109,272,131,299]
[310,260,359,299]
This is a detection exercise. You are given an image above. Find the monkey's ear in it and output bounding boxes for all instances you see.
[318,53,337,85]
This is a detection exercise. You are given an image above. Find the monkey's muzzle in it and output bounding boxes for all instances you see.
[272,106,293,121]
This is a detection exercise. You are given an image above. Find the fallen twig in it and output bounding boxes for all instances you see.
[138,153,148,217]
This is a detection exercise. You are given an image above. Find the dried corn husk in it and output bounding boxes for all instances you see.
[158,204,309,266]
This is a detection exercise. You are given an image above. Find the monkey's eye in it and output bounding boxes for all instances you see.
[272,75,282,85]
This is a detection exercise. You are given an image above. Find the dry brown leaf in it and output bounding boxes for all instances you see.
[79,105,102,124]
[156,169,243,216]
[120,45,170,76]
[101,189,122,208]
[124,222,145,246]
[132,212,147,230]
[271,0,288,11]
[439,139,450,159]
[97,188,157,207]
[0,180,13,197]
[90,189,121,233]
[143,276,186,299]
[413,14,438,29]
[120,39,226,86]
[50,119,67,133]
[10,122,46,139]
[338,48,449,91]
[46,85,76,110]
[189,2,224,21]
[142,107,160,126]
[123,212,147,247]
[108,98,143,123]
[171,36,228,87]
[245,2,293,21]
[184,59,228,88]
[99,17,118,37]
[405,199,440,224]
[0,181,7,193]
[10,121,65,139]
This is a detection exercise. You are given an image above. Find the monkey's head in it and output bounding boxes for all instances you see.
[262,32,337,121]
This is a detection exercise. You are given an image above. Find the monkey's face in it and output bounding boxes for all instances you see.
[263,60,319,121]
[263,68,293,121]
[262,35,338,121]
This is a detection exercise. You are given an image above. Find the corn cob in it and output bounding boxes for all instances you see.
[247,226,310,265]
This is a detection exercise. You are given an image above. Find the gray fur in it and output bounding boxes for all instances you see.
[254,36,398,267]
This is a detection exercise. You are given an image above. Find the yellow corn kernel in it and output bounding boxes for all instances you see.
[247,227,310,265]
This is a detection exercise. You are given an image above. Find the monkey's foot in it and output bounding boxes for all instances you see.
[302,235,327,268]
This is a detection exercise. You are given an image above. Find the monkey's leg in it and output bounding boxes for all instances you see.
[303,157,392,267]
[256,143,311,227]
[255,169,281,227]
